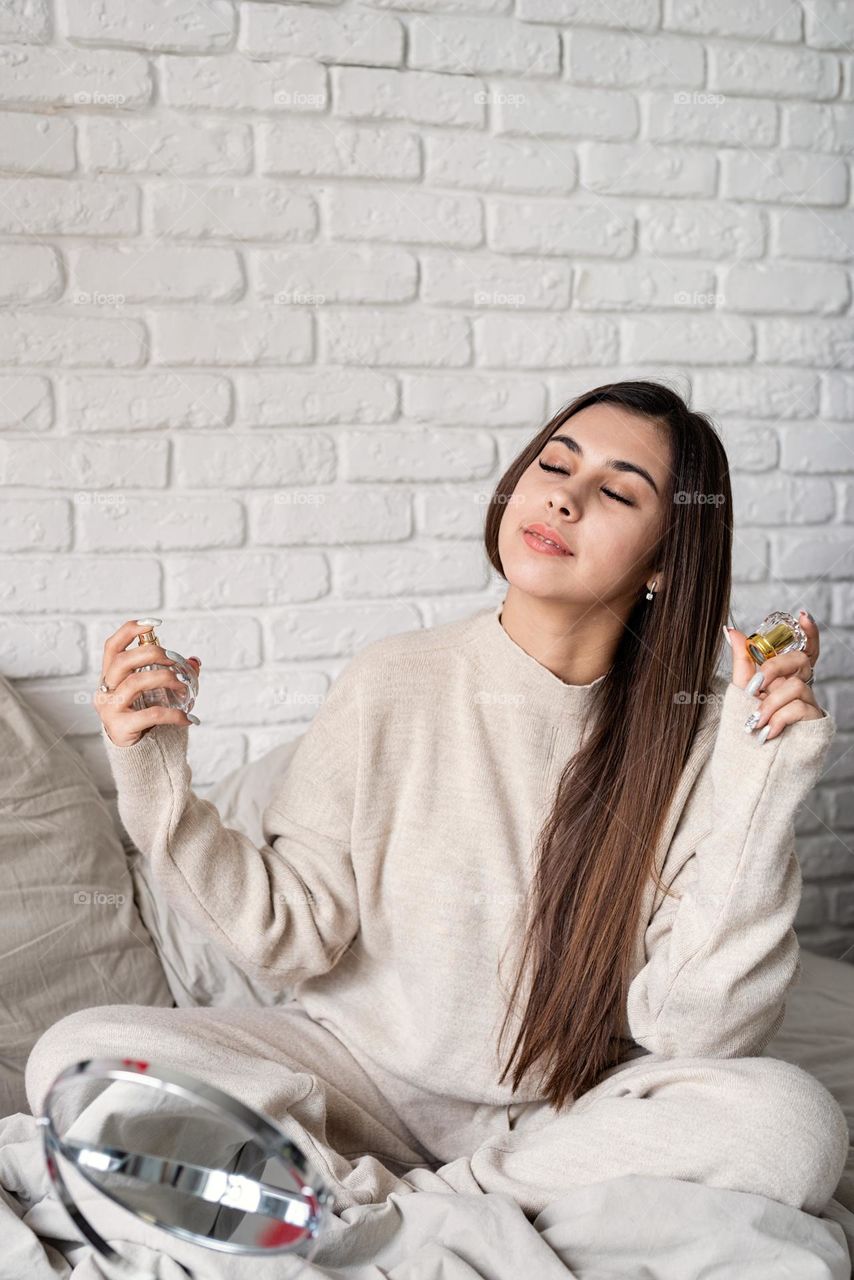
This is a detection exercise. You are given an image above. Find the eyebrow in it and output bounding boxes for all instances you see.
[546,434,660,497]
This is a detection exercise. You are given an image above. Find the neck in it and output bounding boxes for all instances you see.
[499,586,620,687]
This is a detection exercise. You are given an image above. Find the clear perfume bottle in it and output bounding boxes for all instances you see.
[744,610,807,665]
[130,618,198,715]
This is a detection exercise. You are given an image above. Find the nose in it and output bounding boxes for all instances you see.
[548,498,572,518]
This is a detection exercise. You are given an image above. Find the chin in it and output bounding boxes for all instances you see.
[502,557,573,601]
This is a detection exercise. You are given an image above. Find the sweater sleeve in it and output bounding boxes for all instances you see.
[625,679,836,1059]
[99,656,364,992]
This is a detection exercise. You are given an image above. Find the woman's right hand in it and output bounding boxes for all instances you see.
[95,620,201,748]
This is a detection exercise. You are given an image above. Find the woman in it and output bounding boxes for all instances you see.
[25,380,848,1222]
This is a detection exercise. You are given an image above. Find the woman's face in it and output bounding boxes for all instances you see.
[497,403,673,611]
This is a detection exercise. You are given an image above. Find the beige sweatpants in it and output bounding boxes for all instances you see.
[25,998,849,1222]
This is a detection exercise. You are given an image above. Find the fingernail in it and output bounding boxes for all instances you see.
[743,710,762,733]
[722,625,733,648]
[745,671,764,696]
[756,724,771,745]
[189,656,201,667]
[186,713,200,725]
[799,610,815,623]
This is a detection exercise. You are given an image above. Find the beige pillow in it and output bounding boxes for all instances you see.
[0,675,173,1118]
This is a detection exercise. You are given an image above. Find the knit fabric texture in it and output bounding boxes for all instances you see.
[100,602,836,1105]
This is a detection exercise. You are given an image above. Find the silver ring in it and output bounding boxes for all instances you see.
[98,681,110,694]
[805,668,815,687]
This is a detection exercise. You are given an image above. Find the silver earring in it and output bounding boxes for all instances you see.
[645,580,657,601]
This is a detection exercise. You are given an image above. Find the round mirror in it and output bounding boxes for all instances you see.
[39,1058,335,1279]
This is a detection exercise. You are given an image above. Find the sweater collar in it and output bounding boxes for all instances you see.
[467,600,609,717]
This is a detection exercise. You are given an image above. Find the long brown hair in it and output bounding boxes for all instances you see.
[486,379,732,1110]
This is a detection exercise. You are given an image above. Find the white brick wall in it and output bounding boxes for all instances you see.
[1,1,852,960]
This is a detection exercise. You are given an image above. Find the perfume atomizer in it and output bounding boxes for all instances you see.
[130,618,199,717]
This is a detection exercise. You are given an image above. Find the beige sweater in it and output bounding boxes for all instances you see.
[101,602,837,1105]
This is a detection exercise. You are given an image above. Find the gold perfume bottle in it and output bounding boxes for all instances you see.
[130,618,198,716]
[744,610,807,665]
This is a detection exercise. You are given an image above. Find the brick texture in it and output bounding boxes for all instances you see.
[2,0,852,958]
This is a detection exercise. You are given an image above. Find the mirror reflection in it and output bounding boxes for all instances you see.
[41,1059,333,1277]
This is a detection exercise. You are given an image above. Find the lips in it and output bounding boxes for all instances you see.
[523,523,573,555]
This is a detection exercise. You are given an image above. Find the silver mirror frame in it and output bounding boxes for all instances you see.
[37,1057,335,1278]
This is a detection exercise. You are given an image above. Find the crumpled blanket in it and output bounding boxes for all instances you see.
[1,1110,852,1280]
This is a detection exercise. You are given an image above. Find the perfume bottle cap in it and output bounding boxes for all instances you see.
[744,610,806,664]
[134,617,162,647]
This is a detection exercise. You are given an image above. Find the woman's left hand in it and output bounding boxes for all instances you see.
[727,609,823,741]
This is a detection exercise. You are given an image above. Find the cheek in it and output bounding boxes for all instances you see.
[495,510,514,568]
[583,522,644,574]
[498,489,529,542]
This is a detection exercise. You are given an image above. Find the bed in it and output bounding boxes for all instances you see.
[0,671,852,1279]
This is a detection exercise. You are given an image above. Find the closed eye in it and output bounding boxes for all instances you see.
[538,460,635,507]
